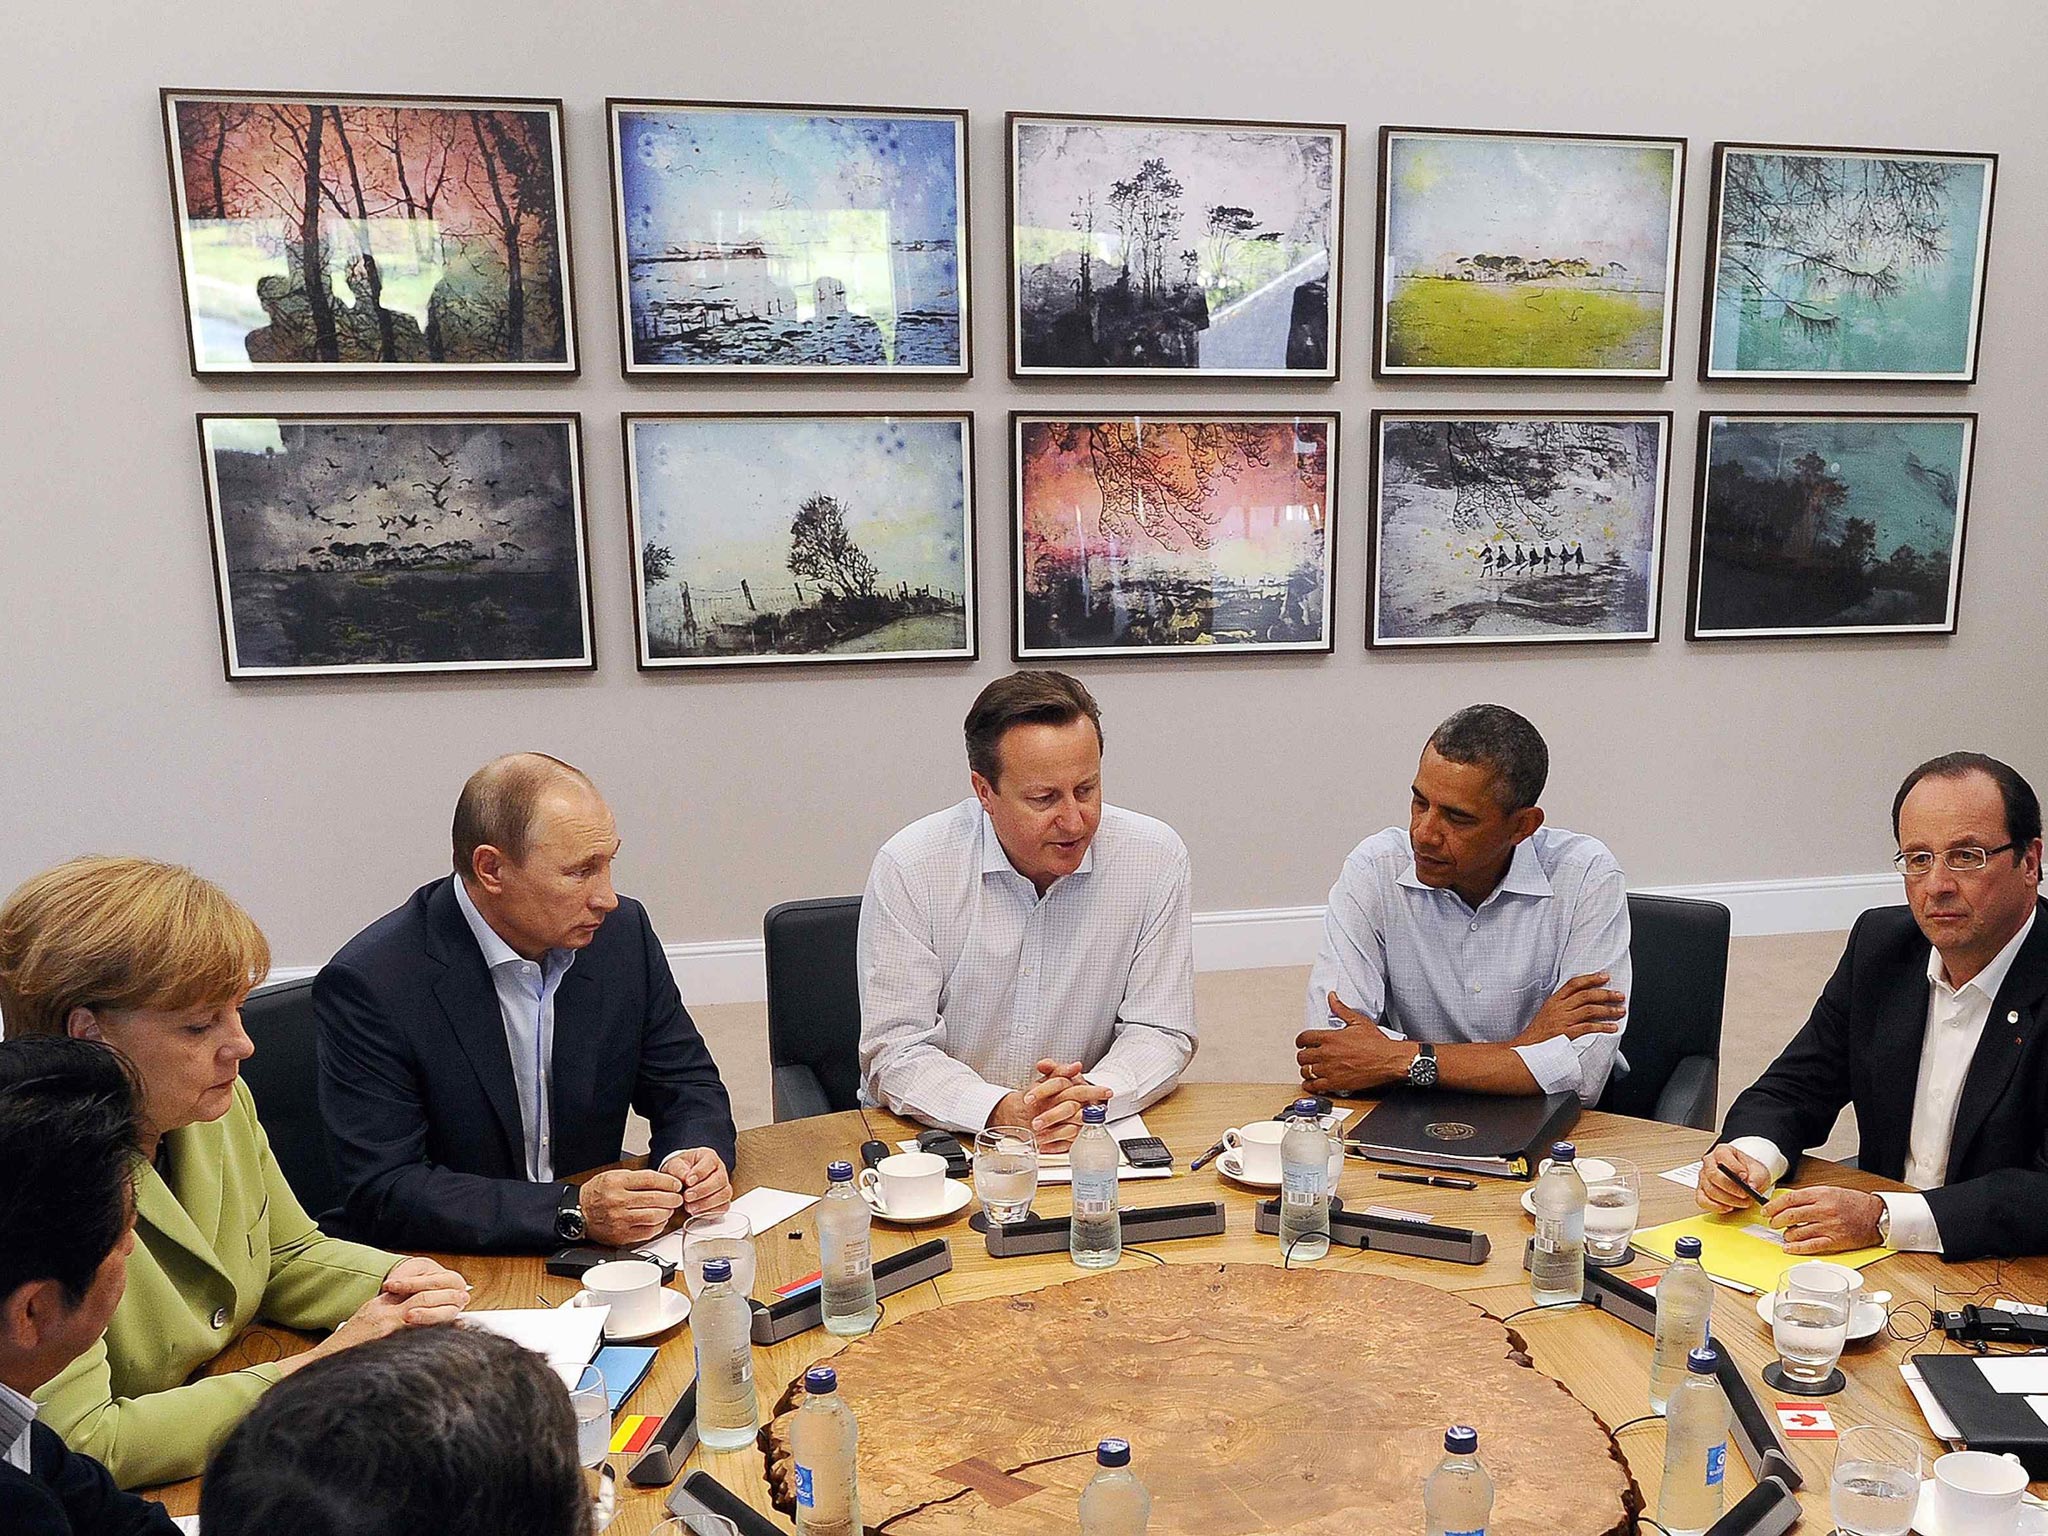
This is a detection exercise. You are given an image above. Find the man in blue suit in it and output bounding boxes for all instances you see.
[316,753,738,1254]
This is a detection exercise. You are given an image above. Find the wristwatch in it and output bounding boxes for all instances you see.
[1407,1041,1439,1088]
[554,1184,587,1242]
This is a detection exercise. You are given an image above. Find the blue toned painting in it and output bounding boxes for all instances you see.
[629,416,973,665]
[614,106,966,371]
[1708,149,1993,378]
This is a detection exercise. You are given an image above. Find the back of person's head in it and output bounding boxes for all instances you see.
[1891,750,2043,846]
[0,1036,141,1307]
[964,670,1104,786]
[452,751,600,879]
[1427,704,1550,812]
[0,855,269,1039]
[200,1326,592,1536]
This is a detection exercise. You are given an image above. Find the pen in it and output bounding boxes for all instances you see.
[1189,1138,1228,1172]
[1726,1169,1770,1207]
[1378,1171,1478,1191]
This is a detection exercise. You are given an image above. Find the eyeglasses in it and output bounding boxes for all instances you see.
[1893,842,2018,877]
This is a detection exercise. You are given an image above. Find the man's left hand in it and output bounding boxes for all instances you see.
[1294,994,1411,1095]
[1763,1185,1884,1254]
[662,1148,733,1216]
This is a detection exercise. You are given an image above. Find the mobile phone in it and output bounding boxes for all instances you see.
[1120,1136,1173,1169]
[914,1128,971,1177]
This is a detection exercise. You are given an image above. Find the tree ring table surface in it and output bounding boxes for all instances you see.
[762,1262,1640,1536]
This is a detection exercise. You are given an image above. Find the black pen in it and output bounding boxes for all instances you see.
[1724,1168,1769,1207]
[1189,1138,1228,1172]
[1378,1171,1477,1191]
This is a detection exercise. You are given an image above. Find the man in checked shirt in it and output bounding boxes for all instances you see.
[858,671,1195,1150]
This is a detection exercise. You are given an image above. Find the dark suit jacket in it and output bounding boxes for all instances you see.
[0,1423,181,1536]
[1719,900,2048,1262]
[314,878,737,1253]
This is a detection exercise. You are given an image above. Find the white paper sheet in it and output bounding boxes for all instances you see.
[1975,1356,2048,1394]
[174,1520,202,1534]
[1660,1160,1704,1188]
[1901,1360,1963,1440]
[1361,1205,1435,1224]
[728,1185,819,1234]
[2027,1396,2048,1429]
[460,1305,608,1382]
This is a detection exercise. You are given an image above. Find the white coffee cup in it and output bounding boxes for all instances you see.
[1538,1154,1616,1183]
[858,1151,948,1216]
[1933,1449,2029,1533]
[1221,1121,1288,1183]
[569,1258,665,1335]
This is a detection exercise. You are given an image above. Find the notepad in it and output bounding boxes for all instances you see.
[1977,1357,2048,1395]
[1631,1207,1893,1294]
[593,1344,658,1409]
[460,1304,608,1386]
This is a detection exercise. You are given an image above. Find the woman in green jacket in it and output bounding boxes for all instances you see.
[0,856,472,1488]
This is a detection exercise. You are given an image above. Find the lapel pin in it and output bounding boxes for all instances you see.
[2010,1011,2021,1024]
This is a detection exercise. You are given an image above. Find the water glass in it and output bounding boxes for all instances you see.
[570,1364,615,1532]
[1583,1156,1640,1264]
[973,1125,1039,1224]
[680,1211,756,1299]
[1772,1261,1853,1386]
[1315,1108,1348,1190]
[1829,1423,1923,1536]
[650,1518,740,1536]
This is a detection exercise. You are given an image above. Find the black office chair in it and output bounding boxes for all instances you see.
[1597,893,1731,1131]
[237,975,345,1224]
[764,896,865,1122]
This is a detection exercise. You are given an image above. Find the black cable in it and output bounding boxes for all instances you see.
[1124,1246,1168,1266]
[1637,1519,1671,1535]
[1607,1414,1662,1434]
[1497,1300,1592,1324]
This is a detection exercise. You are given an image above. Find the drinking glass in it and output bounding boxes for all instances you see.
[1583,1156,1640,1265]
[974,1125,1039,1224]
[571,1364,616,1532]
[1772,1261,1853,1387]
[1829,1424,1923,1536]
[681,1211,756,1299]
[650,1518,740,1536]
[1315,1108,1348,1191]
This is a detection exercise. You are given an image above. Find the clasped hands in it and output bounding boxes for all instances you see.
[990,1059,1112,1153]
[1696,1143,1884,1255]
[579,1147,734,1247]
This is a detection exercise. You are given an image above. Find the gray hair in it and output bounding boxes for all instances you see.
[1428,705,1549,812]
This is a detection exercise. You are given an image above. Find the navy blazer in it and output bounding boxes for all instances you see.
[0,1422,180,1535]
[314,878,738,1253]
[1719,900,2048,1262]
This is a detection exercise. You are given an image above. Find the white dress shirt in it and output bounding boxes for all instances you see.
[1731,910,2038,1254]
[454,876,575,1183]
[858,798,1197,1132]
[1304,827,1632,1104]
[1,1378,36,1472]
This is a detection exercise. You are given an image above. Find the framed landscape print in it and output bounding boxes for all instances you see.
[1701,143,1997,381]
[1375,126,1684,378]
[1013,413,1336,658]
[1369,412,1672,648]
[1008,113,1344,377]
[163,91,576,373]
[198,415,593,678]
[609,100,969,374]
[624,413,976,668]
[1689,413,1975,640]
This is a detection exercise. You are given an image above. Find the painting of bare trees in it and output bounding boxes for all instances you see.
[163,91,576,372]
[1015,414,1336,657]
[199,415,592,677]
[1703,144,1996,381]
[1009,114,1343,377]
[626,414,975,669]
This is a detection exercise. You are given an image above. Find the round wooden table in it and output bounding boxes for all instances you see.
[147,1083,2047,1532]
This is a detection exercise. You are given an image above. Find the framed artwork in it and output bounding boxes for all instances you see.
[1007,112,1345,378]
[1701,143,1997,381]
[162,90,576,373]
[198,414,593,678]
[624,413,976,668]
[1375,126,1685,378]
[608,100,970,375]
[1012,413,1336,658]
[1688,413,1976,640]
[1368,412,1672,648]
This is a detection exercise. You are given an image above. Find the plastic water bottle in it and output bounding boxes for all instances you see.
[1423,1425,1493,1536]
[692,1257,759,1451]
[1279,1097,1332,1262]
[791,1365,860,1536]
[1070,1105,1122,1269]
[1657,1344,1732,1536]
[818,1160,879,1336]
[1078,1437,1151,1533]
[1529,1140,1587,1306]
[1649,1236,1713,1414]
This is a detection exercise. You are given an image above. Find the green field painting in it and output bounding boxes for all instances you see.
[1384,277,1663,370]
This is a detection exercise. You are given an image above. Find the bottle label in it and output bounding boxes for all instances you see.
[727,1348,753,1390]
[1073,1173,1116,1216]
[841,1234,871,1272]
[1281,1166,1324,1205]
[1705,1442,1726,1487]
[795,1464,815,1508]
[1532,1212,1583,1253]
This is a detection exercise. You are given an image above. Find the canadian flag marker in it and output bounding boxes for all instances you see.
[1774,1403,1838,1439]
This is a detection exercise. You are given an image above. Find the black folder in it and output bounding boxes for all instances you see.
[1343,1088,1579,1180]
[1910,1353,2048,1476]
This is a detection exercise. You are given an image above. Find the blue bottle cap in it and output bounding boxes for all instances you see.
[1081,1104,1107,1124]
[1687,1343,1720,1374]
[804,1366,838,1395]
[1445,1425,1479,1455]
[1290,1097,1324,1118]
[1550,1141,1577,1162]
[827,1160,854,1182]
[702,1257,733,1284]
[1096,1438,1131,1467]
[1675,1236,1703,1259]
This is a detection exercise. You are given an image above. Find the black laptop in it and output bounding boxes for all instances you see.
[1343,1088,1580,1180]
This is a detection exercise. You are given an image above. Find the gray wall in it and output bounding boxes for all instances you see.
[4,0,2043,967]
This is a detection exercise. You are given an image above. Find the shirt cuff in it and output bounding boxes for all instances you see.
[1084,1065,1142,1120]
[1512,1034,1582,1097]
[1877,1191,1943,1253]
[1725,1136,1791,1188]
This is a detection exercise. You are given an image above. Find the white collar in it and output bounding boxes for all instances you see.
[453,875,533,971]
[1929,908,2037,1000]
[978,810,1096,883]
[0,1377,37,1462]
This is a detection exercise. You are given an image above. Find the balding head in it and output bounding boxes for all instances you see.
[452,754,600,881]
[453,755,620,962]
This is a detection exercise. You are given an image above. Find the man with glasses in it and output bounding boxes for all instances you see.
[1700,752,2048,1260]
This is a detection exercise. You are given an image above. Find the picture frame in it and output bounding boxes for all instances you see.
[1687,412,1977,640]
[1700,141,1997,382]
[197,413,594,679]
[608,99,971,376]
[623,412,977,669]
[1374,125,1685,379]
[1007,111,1345,378]
[1012,412,1338,658]
[1367,411,1673,648]
[162,90,578,374]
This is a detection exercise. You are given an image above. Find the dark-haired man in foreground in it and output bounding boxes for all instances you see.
[1297,704,1632,1104]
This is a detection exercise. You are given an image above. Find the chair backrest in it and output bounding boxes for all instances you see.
[764,896,865,1115]
[1598,893,1732,1124]
[237,975,344,1222]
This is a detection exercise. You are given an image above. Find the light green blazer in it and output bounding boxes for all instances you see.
[34,1077,395,1488]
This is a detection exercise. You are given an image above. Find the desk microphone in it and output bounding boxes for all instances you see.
[1703,1475,1798,1535]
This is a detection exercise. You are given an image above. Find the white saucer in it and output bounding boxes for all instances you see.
[1215,1151,1282,1190]
[1752,1291,1887,1342]
[1913,1478,2048,1535]
[603,1287,690,1342]
[861,1178,973,1225]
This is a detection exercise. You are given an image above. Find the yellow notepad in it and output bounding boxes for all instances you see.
[1632,1208,1893,1294]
